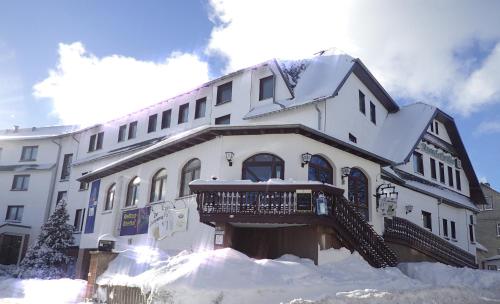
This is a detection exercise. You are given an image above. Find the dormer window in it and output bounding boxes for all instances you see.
[259,76,274,100]
[88,132,104,152]
[413,152,424,175]
[216,81,232,105]
[178,103,189,124]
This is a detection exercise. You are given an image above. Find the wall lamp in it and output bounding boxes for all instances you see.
[225,152,234,166]
[405,204,414,214]
[341,167,351,184]
[301,152,312,167]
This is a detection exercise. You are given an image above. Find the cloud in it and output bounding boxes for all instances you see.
[479,176,488,184]
[475,120,500,134]
[34,42,209,126]
[206,0,500,115]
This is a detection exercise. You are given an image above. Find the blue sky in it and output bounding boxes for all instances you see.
[0,0,499,189]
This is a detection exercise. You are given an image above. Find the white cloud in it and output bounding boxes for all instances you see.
[34,42,209,126]
[479,176,488,184]
[475,120,500,134]
[206,0,500,114]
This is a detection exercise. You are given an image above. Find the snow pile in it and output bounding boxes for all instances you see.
[0,277,86,303]
[96,247,500,303]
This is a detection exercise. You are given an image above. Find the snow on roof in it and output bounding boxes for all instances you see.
[476,242,488,252]
[0,125,79,140]
[485,255,500,261]
[372,103,436,163]
[244,51,355,119]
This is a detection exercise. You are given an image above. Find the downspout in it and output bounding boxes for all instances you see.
[314,103,322,131]
[437,198,442,236]
[45,138,62,221]
[71,133,80,160]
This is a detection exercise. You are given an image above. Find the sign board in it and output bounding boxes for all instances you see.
[148,203,189,240]
[418,142,455,166]
[120,206,151,236]
[296,189,312,212]
[379,196,397,217]
[84,180,100,234]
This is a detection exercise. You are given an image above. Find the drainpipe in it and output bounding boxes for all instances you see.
[314,103,322,131]
[45,138,62,220]
[71,133,80,160]
[437,198,442,236]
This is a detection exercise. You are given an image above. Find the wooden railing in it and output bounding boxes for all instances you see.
[191,181,398,268]
[384,217,477,268]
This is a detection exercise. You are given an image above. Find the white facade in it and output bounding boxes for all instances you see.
[0,51,483,267]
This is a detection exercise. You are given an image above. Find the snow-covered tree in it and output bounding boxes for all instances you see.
[19,200,75,279]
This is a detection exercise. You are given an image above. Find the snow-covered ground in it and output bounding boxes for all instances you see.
[95,247,500,304]
[1,247,499,303]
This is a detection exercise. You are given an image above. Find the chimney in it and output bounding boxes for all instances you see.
[13,125,19,132]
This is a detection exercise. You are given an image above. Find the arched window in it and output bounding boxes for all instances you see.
[308,155,333,184]
[150,169,167,202]
[242,153,284,182]
[180,159,201,197]
[125,177,140,207]
[104,183,116,211]
[348,168,369,220]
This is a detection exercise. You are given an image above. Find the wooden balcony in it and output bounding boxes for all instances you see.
[190,180,398,268]
[384,217,477,268]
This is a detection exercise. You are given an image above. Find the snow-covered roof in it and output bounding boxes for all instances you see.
[485,255,500,261]
[476,242,488,252]
[0,125,79,140]
[382,167,479,212]
[372,103,436,163]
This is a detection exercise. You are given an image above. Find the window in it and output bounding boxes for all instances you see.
[469,223,475,243]
[439,162,445,183]
[126,177,140,207]
[128,121,138,139]
[216,81,232,105]
[349,133,357,143]
[456,170,461,190]
[451,221,456,239]
[61,153,73,180]
[242,153,284,182]
[308,155,333,184]
[88,132,103,152]
[11,175,29,191]
[79,172,89,191]
[178,103,189,124]
[358,91,366,114]
[148,114,158,133]
[496,223,500,237]
[56,191,67,204]
[370,102,376,124]
[430,158,437,179]
[430,122,434,132]
[483,196,494,211]
[442,218,448,238]
[435,121,439,135]
[6,206,23,222]
[413,152,424,175]
[161,109,171,129]
[21,146,38,161]
[180,159,201,197]
[487,265,498,271]
[215,114,231,125]
[74,209,84,232]
[195,98,206,119]
[422,211,432,231]
[150,169,167,202]
[348,168,369,220]
[259,76,274,100]
[96,132,104,150]
[104,184,115,211]
[447,166,454,187]
[118,124,127,142]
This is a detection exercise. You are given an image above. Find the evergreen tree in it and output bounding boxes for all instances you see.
[19,200,75,279]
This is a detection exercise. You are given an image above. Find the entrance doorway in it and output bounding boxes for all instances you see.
[0,234,23,265]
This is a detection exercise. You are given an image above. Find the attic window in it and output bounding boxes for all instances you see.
[358,91,365,114]
[349,133,357,143]
[259,76,274,100]
[434,121,439,135]
[216,82,232,105]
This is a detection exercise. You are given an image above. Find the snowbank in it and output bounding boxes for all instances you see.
[96,247,500,303]
[0,276,86,303]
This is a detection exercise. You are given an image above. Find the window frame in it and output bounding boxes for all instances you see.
[442,218,449,238]
[413,152,424,175]
[56,191,67,204]
[370,101,376,124]
[74,209,85,232]
[439,162,445,183]
[349,133,357,143]
[96,132,104,150]
[422,211,432,231]
[447,166,454,187]
[308,155,333,185]
[348,168,370,220]
[125,177,140,207]
[11,174,30,191]
[150,169,167,203]
[5,205,24,222]
[259,75,274,101]
[216,81,232,105]
[178,103,189,124]
[430,158,437,179]
[118,124,127,142]
[148,114,158,133]
[455,170,461,190]
[242,153,285,182]
[195,97,207,119]
[451,220,456,239]
[104,184,116,211]
[161,109,172,129]
[128,121,138,139]
[88,134,96,152]
[180,159,201,197]
[358,91,366,115]
[20,146,38,161]
[60,153,73,180]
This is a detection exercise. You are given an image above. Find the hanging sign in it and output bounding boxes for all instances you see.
[148,203,189,240]
[120,206,151,236]
[84,179,100,234]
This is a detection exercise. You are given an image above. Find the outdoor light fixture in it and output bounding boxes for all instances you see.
[341,167,351,184]
[225,152,234,166]
[405,204,414,214]
[301,152,312,167]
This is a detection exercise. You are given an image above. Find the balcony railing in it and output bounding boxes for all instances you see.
[191,180,398,268]
[384,217,477,268]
